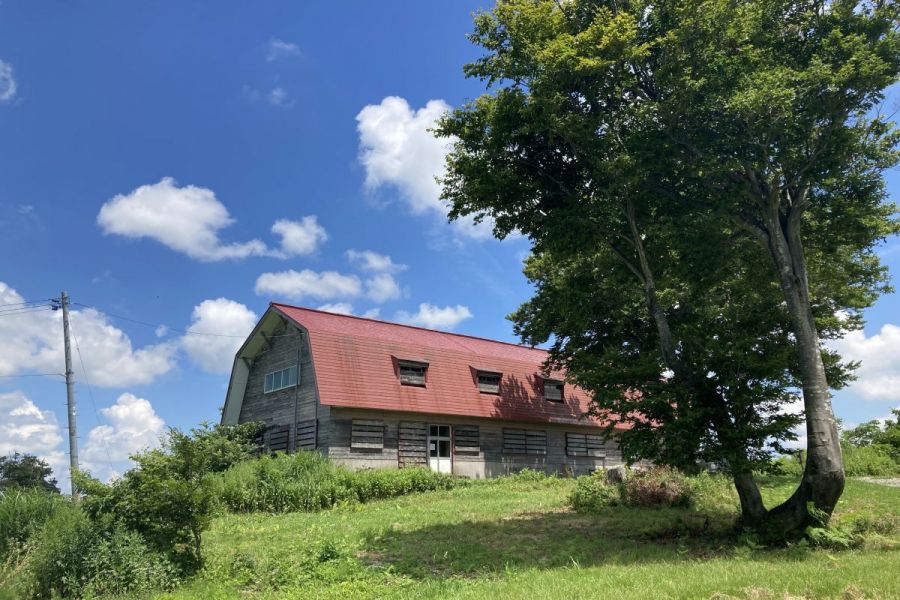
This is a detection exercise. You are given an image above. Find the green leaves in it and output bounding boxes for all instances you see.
[440,0,899,488]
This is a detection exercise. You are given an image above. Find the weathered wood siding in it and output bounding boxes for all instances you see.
[320,407,622,477]
[234,321,626,475]
[238,320,319,451]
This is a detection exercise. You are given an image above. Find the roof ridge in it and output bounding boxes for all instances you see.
[270,302,547,354]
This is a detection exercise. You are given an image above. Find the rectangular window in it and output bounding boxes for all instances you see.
[264,365,298,393]
[476,371,502,394]
[566,432,605,457]
[351,419,385,452]
[454,425,480,454]
[398,360,428,386]
[544,378,564,402]
[503,428,547,455]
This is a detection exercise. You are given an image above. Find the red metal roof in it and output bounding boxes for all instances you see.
[273,303,622,428]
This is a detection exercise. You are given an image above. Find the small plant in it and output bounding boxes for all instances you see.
[569,471,621,512]
[622,466,693,508]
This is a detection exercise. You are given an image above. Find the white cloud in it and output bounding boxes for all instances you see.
[830,323,900,402]
[0,282,177,387]
[272,216,327,256]
[394,303,473,330]
[81,393,166,483]
[0,390,166,490]
[155,325,168,338]
[266,39,300,62]
[255,269,361,301]
[0,60,16,102]
[0,391,66,481]
[362,308,381,319]
[356,96,494,240]
[365,273,402,303]
[97,177,270,262]
[316,302,355,315]
[346,249,407,273]
[181,298,258,374]
[267,87,295,108]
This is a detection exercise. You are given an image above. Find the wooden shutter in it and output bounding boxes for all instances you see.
[454,425,480,455]
[351,419,385,451]
[476,371,501,394]
[503,428,547,455]
[398,421,427,467]
[566,432,605,457]
[266,425,290,453]
[544,379,564,402]
[296,419,317,451]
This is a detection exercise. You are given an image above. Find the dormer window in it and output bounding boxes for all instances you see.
[543,378,564,402]
[398,359,428,386]
[476,371,502,394]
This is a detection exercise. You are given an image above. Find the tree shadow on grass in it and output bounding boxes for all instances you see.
[359,507,766,578]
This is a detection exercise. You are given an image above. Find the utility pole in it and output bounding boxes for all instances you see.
[60,291,79,499]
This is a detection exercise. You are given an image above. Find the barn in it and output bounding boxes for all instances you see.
[221,303,627,477]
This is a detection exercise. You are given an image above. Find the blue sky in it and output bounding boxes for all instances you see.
[0,2,898,487]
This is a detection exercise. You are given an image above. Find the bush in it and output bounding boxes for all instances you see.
[622,466,693,508]
[777,444,900,477]
[77,422,262,573]
[0,488,66,558]
[843,443,900,476]
[214,451,457,513]
[569,471,621,512]
[20,506,177,598]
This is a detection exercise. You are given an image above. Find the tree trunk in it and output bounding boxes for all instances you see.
[759,205,844,534]
[624,204,770,525]
[733,471,767,527]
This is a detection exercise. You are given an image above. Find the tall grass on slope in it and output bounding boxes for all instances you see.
[0,488,66,558]
[213,451,458,513]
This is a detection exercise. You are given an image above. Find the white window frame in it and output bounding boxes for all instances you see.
[264,365,298,394]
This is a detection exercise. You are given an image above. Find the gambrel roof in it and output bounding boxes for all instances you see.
[223,302,624,428]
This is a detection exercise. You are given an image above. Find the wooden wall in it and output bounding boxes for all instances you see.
[235,324,625,477]
[238,320,320,451]
[320,407,622,477]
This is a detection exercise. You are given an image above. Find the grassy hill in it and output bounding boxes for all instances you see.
[148,475,900,600]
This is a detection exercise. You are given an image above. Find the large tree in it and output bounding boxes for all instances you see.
[438,0,898,533]
[0,452,60,493]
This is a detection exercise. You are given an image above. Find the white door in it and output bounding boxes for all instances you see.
[428,424,452,474]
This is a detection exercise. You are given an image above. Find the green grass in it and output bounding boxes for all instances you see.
[139,476,900,600]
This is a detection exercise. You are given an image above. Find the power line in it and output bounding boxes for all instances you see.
[0,373,63,379]
[0,305,53,317]
[70,326,115,477]
[72,301,301,339]
[72,302,248,338]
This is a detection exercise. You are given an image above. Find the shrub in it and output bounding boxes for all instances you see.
[622,466,693,508]
[505,467,551,482]
[842,443,900,476]
[20,506,177,599]
[214,451,457,514]
[777,444,900,477]
[569,471,621,512]
[77,423,261,573]
[0,488,66,558]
